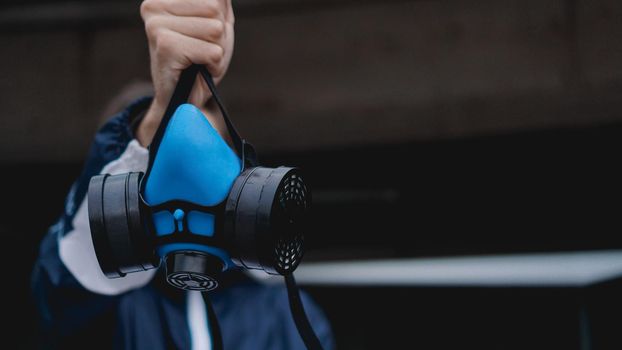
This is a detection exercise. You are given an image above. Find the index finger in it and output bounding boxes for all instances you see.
[158,0,226,22]
[224,0,234,24]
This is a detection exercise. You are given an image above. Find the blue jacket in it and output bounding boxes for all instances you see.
[31,97,334,350]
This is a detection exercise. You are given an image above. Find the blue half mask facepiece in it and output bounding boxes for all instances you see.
[145,103,241,270]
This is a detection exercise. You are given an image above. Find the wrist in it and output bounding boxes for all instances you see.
[203,98,234,148]
[136,99,166,147]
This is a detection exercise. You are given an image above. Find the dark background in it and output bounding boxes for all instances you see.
[2,0,622,349]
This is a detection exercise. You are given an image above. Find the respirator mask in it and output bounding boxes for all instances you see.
[87,65,321,349]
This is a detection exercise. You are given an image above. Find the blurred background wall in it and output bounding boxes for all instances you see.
[2,0,622,161]
[2,0,622,348]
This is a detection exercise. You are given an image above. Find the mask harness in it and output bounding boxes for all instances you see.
[87,64,323,350]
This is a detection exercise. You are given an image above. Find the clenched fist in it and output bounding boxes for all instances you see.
[137,0,235,146]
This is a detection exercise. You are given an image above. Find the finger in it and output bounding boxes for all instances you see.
[156,29,225,77]
[215,0,233,24]
[224,0,234,25]
[148,0,226,21]
[146,15,225,44]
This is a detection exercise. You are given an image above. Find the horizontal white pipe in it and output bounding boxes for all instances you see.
[275,250,622,287]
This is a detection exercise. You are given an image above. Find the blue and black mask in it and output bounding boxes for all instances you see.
[88,64,324,350]
[87,65,310,291]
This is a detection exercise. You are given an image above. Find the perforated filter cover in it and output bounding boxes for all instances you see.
[272,172,310,274]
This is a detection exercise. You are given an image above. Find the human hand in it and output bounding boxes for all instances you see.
[137,0,235,146]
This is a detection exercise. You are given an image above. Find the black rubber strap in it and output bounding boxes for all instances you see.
[202,292,224,350]
[285,274,324,350]
[147,64,245,172]
[199,67,244,155]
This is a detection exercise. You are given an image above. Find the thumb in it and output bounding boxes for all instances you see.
[225,0,234,24]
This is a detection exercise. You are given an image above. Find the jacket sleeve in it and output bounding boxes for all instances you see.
[31,97,158,338]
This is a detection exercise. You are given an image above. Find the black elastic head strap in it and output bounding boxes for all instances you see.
[146,64,248,173]
[198,67,244,156]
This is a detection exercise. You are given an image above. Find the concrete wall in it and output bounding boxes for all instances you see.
[1,0,621,161]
